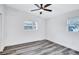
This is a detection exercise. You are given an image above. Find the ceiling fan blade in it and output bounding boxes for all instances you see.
[43,9,52,12]
[34,4,40,8]
[44,4,52,8]
[40,4,43,9]
[31,9,40,11]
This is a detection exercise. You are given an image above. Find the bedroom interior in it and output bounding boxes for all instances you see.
[0,4,79,55]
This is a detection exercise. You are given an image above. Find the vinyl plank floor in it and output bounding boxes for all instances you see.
[0,40,79,55]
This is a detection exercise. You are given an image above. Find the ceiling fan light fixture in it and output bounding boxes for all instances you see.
[40,11,42,14]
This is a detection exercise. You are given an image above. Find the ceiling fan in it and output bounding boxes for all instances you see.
[31,4,52,14]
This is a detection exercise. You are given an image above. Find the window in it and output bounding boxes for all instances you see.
[67,16,79,32]
[24,20,38,31]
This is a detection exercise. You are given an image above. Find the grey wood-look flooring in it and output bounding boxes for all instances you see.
[0,40,79,55]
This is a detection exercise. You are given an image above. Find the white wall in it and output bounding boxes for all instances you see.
[4,7,46,46]
[0,5,6,51]
[47,9,79,51]
[0,14,2,51]
[0,15,2,42]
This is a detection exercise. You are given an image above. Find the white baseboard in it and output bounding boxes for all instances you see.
[0,46,5,52]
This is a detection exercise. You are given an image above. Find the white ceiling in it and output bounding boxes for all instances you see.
[6,4,79,18]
